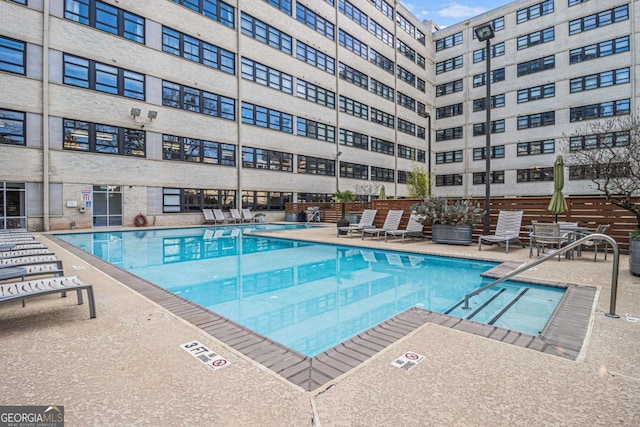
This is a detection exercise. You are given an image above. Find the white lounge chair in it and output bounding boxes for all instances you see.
[202,209,217,224]
[362,210,404,240]
[213,209,227,224]
[0,275,96,318]
[0,249,54,259]
[229,209,243,223]
[0,254,58,266]
[337,209,378,238]
[242,209,257,223]
[384,215,424,242]
[478,210,524,253]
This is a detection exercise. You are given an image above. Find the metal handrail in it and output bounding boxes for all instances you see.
[462,233,621,318]
[305,210,321,226]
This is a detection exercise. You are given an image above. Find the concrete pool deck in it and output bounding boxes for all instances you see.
[1,224,639,426]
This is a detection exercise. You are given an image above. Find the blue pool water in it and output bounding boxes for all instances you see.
[56,225,564,357]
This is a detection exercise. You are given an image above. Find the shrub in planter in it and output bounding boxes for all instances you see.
[411,197,484,245]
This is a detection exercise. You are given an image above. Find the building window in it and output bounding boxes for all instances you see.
[0,36,25,75]
[473,17,505,38]
[570,36,629,64]
[473,171,504,185]
[241,102,293,132]
[436,56,463,74]
[569,163,629,181]
[436,174,463,187]
[369,19,394,47]
[339,0,368,29]
[339,96,369,119]
[473,68,505,87]
[473,120,505,136]
[241,13,292,54]
[339,161,368,179]
[371,166,394,182]
[242,191,292,211]
[296,41,335,73]
[63,119,145,157]
[517,27,554,50]
[63,54,145,100]
[397,66,416,86]
[65,0,145,43]
[397,92,415,110]
[517,167,554,182]
[262,0,292,15]
[436,150,463,164]
[370,108,394,128]
[339,63,368,89]
[517,55,554,76]
[517,140,555,156]
[296,3,334,40]
[517,83,555,103]
[241,57,293,94]
[296,80,335,108]
[436,126,463,141]
[569,0,590,6]
[436,103,463,119]
[473,42,505,63]
[473,94,505,112]
[570,68,630,93]
[397,119,416,137]
[0,109,25,146]
[339,129,368,150]
[171,0,235,28]
[569,131,629,151]
[517,111,555,129]
[163,188,237,212]
[473,145,505,160]
[371,137,394,155]
[569,5,628,35]
[570,99,630,122]
[162,27,235,74]
[370,0,393,19]
[436,79,463,97]
[296,118,336,143]
[297,155,335,176]
[369,49,394,75]
[242,147,292,171]
[397,13,425,45]
[163,134,235,166]
[162,81,235,120]
[339,30,368,59]
[397,170,408,184]
[435,32,462,51]
[517,0,554,24]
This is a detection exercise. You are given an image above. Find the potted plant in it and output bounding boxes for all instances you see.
[334,190,356,234]
[565,115,640,275]
[411,196,484,245]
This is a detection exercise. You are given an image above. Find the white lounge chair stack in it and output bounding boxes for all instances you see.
[362,210,404,240]
[384,215,425,243]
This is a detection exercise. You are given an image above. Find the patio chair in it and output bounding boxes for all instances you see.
[0,254,58,266]
[242,209,257,223]
[337,209,377,238]
[579,224,611,261]
[478,210,524,253]
[529,222,571,260]
[0,275,96,319]
[0,249,54,259]
[202,209,217,225]
[212,209,227,224]
[362,210,404,240]
[229,209,242,223]
[384,215,425,242]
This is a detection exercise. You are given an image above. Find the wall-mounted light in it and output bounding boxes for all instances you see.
[130,108,158,128]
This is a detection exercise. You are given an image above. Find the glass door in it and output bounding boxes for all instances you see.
[1,182,26,230]
[92,185,123,227]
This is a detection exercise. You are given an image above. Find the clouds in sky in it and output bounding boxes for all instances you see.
[400,1,488,26]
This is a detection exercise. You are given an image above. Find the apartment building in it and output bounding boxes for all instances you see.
[432,0,637,198]
[0,0,433,230]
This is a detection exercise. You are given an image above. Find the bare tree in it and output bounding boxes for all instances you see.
[354,182,382,200]
[563,115,640,234]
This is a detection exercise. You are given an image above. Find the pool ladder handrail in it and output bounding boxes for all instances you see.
[462,233,621,319]
[305,210,321,226]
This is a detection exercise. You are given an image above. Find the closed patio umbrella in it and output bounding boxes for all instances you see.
[378,185,387,200]
[548,155,568,222]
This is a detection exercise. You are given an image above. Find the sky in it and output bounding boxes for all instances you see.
[400,1,513,28]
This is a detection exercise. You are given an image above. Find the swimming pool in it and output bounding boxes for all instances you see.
[56,225,564,357]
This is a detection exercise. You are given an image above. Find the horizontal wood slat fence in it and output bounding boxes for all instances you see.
[286,196,639,253]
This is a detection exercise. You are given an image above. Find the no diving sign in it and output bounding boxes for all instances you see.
[181,341,231,371]
[391,351,425,371]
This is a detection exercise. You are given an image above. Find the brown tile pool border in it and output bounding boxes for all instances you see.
[49,235,597,392]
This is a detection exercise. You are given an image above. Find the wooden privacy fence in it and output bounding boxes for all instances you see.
[286,196,639,252]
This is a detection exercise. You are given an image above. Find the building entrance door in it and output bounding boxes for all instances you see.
[92,185,123,227]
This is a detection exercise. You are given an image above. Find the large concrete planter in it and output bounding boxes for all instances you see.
[432,223,473,245]
[630,238,640,276]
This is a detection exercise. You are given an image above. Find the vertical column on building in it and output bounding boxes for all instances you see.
[42,0,51,231]
[235,1,243,210]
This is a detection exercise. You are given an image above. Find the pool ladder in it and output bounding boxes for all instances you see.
[305,210,321,226]
[462,234,621,319]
